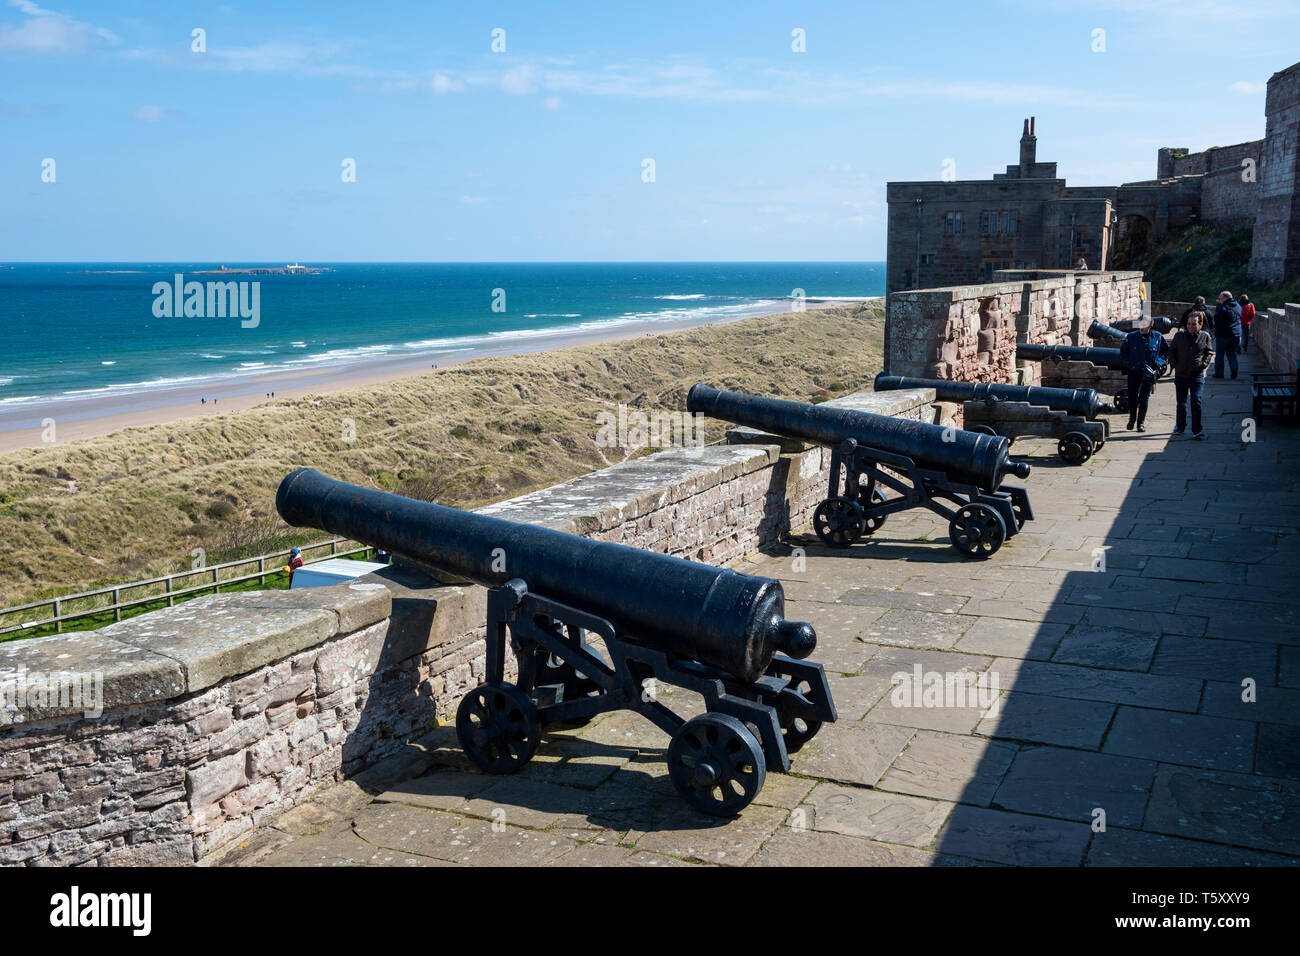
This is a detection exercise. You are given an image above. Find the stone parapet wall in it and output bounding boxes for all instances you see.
[1253,303,1300,374]
[887,271,1143,385]
[0,388,939,866]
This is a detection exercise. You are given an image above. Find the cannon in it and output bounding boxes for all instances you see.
[1087,317,1175,343]
[1017,343,1127,370]
[276,468,835,816]
[1086,320,1127,344]
[1113,316,1175,334]
[1017,342,1171,416]
[873,374,1111,465]
[686,384,1034,559]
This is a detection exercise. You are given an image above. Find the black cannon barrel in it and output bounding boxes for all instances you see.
[1017,343,1126,371]
[873,373,1111,419]
[1112,316,1175,334]
[276,469,815,683]
[1086,319,1127,344]
[686,384,1030,491]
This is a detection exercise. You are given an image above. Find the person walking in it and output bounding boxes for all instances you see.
[1168,311,1214,439]
[1119,315,1170,432]
[1180,296,1213,329]
[1212,290,1242,379]
[1238,294,1255,353]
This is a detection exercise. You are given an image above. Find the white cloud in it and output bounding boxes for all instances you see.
[543,95,561,111]
[0,0,117,53]
[500,64,539,94]
[459,195,488,205]
[431,71,465,94]
[1228,80,1266,95]
[131,105,180,123]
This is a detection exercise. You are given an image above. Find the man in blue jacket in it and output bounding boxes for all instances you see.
[1212,290,1242,379]
[1119,316,1170,432]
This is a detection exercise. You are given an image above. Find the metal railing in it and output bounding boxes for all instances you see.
[0,538,376,638]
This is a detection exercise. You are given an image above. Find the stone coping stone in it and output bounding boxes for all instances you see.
[725,388,938,451]
[0,582,392,721]
[476,443,779,535]
[0,631,185,725]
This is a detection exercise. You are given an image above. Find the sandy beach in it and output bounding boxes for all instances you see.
[0,299,862,454]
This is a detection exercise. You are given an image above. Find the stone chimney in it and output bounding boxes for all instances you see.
[1019,117,1037,177]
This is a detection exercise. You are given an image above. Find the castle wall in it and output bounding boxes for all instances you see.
[886,271,1142,389]
[1250,63,1300,284]
[1252,303,1300,375]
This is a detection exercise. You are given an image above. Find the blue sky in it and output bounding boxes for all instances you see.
[2,0,1295,261]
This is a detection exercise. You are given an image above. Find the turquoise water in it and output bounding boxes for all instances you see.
[0,262,884,409]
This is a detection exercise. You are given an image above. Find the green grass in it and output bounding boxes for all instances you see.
[1,549,380,642]
[1134,224,1300,308]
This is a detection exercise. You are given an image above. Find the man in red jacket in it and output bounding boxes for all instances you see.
[1238,295,1255,353]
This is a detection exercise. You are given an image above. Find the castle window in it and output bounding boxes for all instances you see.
[920,253,936,266]
[1003,210,1018,235]
[944,212,964,236]
[981,211,995,236]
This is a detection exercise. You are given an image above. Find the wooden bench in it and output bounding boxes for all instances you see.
[1251,358,1300,422]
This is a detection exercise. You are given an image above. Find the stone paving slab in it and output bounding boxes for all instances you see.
[953,617,1067,660]
[1151,635,1278,683]
[1050,626,1159,671]
[1102,707,1256,773]
[1086,828,1300,867]
[933,805,1092,866]
[1142,765,1300,857]
[801,782,953,847]
[1200,680,1300,727]
[988,657,1202,711]
[789,719,913,787]
[976,691,1114,749]
[992,748,1156,828]
[876,730,1017,806]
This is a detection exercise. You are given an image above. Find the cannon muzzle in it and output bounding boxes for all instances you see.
[276,468,814,682]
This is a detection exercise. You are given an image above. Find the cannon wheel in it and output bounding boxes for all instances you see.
[456,683,542,774]
[668,713,766,817]
[813,496,866,548]
[949,503,1007,559]
[854,485,889,535]
[1057,431,1095,465]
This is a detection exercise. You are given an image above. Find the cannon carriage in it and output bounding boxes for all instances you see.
[276,468,835,817]
[873,374,1112,465]
[687,384,1034,559]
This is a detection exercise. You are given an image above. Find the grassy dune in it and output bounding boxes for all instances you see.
[0,302,884,610]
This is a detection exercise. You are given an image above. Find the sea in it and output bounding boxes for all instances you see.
[0,262,885,415]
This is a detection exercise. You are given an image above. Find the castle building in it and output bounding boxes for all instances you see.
[886,118,1114,292]
[885,60,1300,293]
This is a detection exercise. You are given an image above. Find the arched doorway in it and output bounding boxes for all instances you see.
[1111,213,1154,268]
